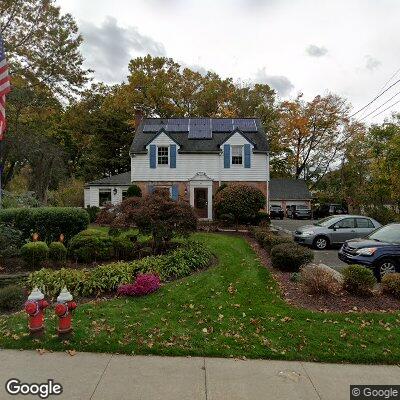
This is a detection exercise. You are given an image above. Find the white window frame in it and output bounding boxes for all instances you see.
[99,188,112,206]
[157,146,169,166]
[231,145,243,166]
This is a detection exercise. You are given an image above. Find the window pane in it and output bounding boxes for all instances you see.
[231,145,243,165]
[356,218,373,228]
[157,146,169,165]
[337,218,355,228]
[99,189,111,206]
[122,190,128,200]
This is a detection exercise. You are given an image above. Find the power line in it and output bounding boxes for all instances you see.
[360,91,400,121]
[378,66,400,93]
[350,77,400,117]
[369,98,400,119]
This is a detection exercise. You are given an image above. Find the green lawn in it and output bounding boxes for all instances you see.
[1,233,399,363]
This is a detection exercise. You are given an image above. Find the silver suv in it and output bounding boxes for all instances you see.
[293,215,381,250]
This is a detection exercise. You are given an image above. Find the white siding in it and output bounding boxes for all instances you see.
[85,186,130,207]
[84,189,90,208]
[131,131,268,182]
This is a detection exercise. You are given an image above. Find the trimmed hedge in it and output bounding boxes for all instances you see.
[270,243,314,272]
[251,227,293,251]
[49,242,67,263]
[21,241,49,269]
[69,230,114,263]
[0,207,89,243]
[381,273,400,299]
[0,285,25,312]
[342,264,376,296]
[28,241,212,297]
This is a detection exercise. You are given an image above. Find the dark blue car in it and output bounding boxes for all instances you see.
[338,223,400,280]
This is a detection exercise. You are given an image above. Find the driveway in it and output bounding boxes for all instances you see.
[271,218,347,271]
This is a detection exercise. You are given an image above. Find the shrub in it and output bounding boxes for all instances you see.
[69,231,113,263]
[0,207,90,243]
[121,190,197,252]
[20,241,49,268]
[28,268,88,297]
[126,184,142,197]
[252,228,293,252]
[112,236,135,260]
[215,183,228,193]
[214,184,266,227]
[86,206,100,223]
[270,243,314,272]
[300,264,343,295]
[342,264,376,296]
[28,241,212,297]
[117,274,160,296]
[381,273,400,299]
[0,224,24,259]
[254,211,271,227]
[0,285,25,312]
[48,242,67,263]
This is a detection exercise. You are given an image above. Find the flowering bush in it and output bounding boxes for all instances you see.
[117,274,160,296]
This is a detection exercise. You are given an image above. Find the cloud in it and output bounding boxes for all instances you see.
[80,16,166,83]
[365,55,381,71]
[305,44,328,57]
[254,67,294,97]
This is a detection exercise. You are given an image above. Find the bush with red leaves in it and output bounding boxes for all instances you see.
[97,188,197,252]
[117,273,160,297]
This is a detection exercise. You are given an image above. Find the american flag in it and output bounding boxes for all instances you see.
[0,33,11,141]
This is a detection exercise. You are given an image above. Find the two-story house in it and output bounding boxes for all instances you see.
[84,117,270,220]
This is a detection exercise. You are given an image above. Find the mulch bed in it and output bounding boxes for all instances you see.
[244,233,400,313]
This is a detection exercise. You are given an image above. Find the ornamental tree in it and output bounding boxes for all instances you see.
[213,184,266,228]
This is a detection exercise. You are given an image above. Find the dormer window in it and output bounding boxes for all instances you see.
[231,145,243,165]
[157,146,169,165]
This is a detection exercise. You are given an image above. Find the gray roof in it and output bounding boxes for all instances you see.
[85,171,131,187]
[130,118,269,155]
[269,178,312,200]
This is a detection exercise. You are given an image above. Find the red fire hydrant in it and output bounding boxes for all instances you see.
[25,287,49,336]
[55,287,77,336]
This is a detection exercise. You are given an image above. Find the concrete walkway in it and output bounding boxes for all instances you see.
[0,350,399,399]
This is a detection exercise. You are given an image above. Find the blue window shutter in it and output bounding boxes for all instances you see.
[148,184,154,194]
[223,144,230,168]
[170,144,176,168]
[171,184,178,201]
[149,145,156,168]
[244,144,251,168]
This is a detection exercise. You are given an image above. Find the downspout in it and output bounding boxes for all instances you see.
[218,149,222,186]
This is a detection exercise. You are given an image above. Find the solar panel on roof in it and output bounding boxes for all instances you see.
[188,124,212,139]
[166,119,189,132]
[212,119,233,132]
[233,118,257,132]
[190,118,210,126]
[143,123,166,132]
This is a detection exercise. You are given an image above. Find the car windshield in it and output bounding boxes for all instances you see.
[367,224,400,244]
[271,206,281,209]
[314,216,339,227]
[296,205,309,209]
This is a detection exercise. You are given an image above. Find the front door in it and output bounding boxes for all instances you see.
[194,188,208,218]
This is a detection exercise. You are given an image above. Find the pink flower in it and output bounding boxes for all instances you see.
[117,274,160,296]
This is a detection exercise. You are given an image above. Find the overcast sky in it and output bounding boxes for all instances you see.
[56,0,400,124]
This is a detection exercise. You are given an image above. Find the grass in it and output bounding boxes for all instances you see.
[1,233,399,364]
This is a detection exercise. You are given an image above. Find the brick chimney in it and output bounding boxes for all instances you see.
[134,109,144,130]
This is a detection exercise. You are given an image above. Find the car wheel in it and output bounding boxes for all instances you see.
[374,259,398,281]
[313,236,329,250]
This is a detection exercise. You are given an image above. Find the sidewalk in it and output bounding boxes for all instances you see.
[0,349,399,399]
